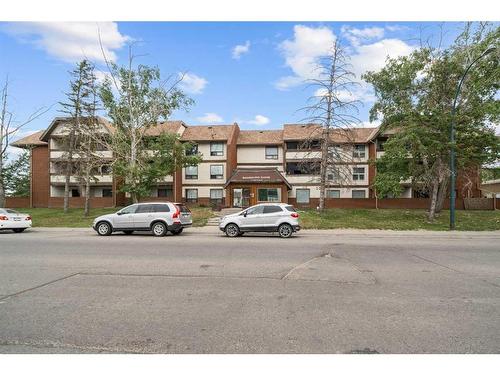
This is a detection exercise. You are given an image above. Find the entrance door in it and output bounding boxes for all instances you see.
[233,187,251,208]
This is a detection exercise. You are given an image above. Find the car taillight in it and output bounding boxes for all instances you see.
[172,206,180,219]
[291,212,299,218]
[25,216,32,221]
[0,215,8,220]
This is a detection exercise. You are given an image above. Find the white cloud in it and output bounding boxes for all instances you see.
[341,25,385,46]
[232,41,251,59]
[276,25,336,90]
[4,22,130,63]
[276,25,415,102]
[246,115,270,126]
[178,72,208,95]
[196,113,224,124]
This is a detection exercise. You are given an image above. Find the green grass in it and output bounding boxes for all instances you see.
[14,206,215,228]
[298,208,500,231]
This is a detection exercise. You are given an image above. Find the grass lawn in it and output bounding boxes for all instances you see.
[297,208,500,231]
[14,206,215,228]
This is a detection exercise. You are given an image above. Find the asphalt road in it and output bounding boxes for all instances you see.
[1,227,499,353]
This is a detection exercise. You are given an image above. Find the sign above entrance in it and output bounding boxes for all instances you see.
[225,168,292,190]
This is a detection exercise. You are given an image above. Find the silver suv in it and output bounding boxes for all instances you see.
[219,203,300,238]
[93,202,192,237]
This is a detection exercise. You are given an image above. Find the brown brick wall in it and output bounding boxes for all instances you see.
[368,142,376,198]
[226,125,240,180]
[48,197,115,208]
[4,197,30,208]
[31,146,49,207]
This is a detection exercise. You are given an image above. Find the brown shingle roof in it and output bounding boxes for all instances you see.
[181,124,238,141]
[283,124,379,143]
[144,121,186,136]
[237,130,283,145]
[10,130,47,148]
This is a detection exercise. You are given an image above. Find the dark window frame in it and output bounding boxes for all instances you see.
[210,164,224,180]
[185,189,198,203]
[185,166,198,180]
[265,146,279,160]
[210,142,224,156]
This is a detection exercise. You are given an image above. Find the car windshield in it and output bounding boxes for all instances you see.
[119,205,138,214]
[5,209,19,214]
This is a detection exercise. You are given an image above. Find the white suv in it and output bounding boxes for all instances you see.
[93,202,192,237]
[219,203,300,238]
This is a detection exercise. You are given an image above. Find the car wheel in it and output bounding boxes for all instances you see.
[224,223,240,237]
[123,230,134,235]
[96,221,112,236]
[278,223,293,238]
[12,228,26,233]
[151,222,167,237]
[171,228,183,235]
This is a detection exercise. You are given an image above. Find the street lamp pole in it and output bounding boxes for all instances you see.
[450,47,496,230]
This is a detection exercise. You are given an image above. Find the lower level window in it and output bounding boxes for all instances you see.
[296,189,310,204]
[157,186,173,198]
[257,188,280,202]
[352,190,366,198]
[186,189,198,203]
[210,189,224,205]
[326,189,340,198]
[102,188,113,197]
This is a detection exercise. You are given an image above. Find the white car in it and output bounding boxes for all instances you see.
[92,202,192,237]
[219,203,300,238]
[0,208,32,233]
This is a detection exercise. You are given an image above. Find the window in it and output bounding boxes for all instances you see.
[136,204,153,213]
[327,189,340,198]
[210,189,224,205]
[185,143,198,156]
[286,141,299,150]
[245,205,264,215]
[352,167,365,181]
[185,166,198,179]
[157,186,173,198]
[120,204,138,214]
[286,162,320,175]
[210,165,224,179]
[151,204,170,213]
[102,188,113,197]
[263,205,283,214]
[186,189,198,203]
[327,170,340,181]
[210,142,224,156]
[265,146,279,159]
[100,165,112,175]
[353,144,366,158]
[376,137,388,151]
[71,188,80,197]
[296,189,310,204]
[352,190,366,198]
[258,188,280,202]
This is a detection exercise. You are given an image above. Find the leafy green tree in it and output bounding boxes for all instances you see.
[2,150,30,197]
[99,50,196,202]
[364,23,500,220]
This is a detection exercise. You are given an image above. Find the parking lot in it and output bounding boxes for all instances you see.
[1,227,499,353]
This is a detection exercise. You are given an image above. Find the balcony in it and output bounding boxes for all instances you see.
[50,175,113,184]
[50,150,113,159]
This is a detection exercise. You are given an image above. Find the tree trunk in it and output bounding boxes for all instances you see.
[0,161,5,208]
[428,179,439,221]
[63,130,75,214]
[318,128,329,211]
[436,177,449,213]
[84,170,91,217]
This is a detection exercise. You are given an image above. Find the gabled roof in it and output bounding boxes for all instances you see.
[10,130,47,148]
[144,120,187,136]
[39,116,114,141]
[225,168,292,189]
[283,123,379,143]
[181,124,239,141]
[237,130,283,145]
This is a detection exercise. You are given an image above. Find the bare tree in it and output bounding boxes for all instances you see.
[0,77,48,207]
[299,40,362,210]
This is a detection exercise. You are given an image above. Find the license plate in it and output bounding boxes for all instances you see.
[14,218,21,221]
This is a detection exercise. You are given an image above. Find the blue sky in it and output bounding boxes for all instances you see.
[1,21,467,143]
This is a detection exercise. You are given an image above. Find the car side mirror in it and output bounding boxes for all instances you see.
[243,212,247,217]
[116,211,123,216]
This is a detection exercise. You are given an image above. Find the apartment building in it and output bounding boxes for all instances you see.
[12,117,480,209]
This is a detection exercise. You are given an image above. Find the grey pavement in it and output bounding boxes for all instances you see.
[0,226,499,353]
